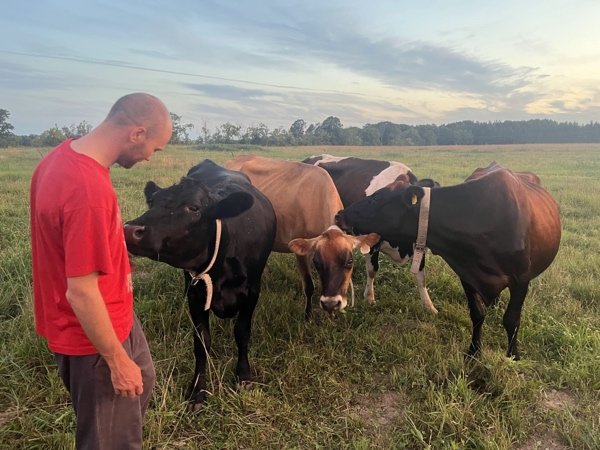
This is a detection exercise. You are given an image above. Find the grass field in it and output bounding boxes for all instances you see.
[0,144,599,449]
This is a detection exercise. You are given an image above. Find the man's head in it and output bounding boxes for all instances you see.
[105,93,173,168]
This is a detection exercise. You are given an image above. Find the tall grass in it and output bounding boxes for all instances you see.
[0,144,598,449]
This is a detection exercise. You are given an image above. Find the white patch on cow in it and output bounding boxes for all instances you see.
[365,163,412,196]
[415,269,438,314]
[380,241,410,265]
[312,154,350,166]
[326,224,343,232]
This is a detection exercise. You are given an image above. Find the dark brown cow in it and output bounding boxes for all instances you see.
[336,162,561,359]
[303,154,439,314]
[226,155,379,316]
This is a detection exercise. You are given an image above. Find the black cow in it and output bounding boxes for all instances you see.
[303,154,439,314]
[124,160,276,409]
[336,162,561,359]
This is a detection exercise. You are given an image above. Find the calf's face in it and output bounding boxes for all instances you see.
[289,226,380,313]
[124,177,253,270]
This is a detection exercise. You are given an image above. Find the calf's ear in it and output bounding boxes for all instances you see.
[144,181,161,205]
[403,185,424,207]
[289,237,317,256]
[353,233,381,254]
[210,191,254,219]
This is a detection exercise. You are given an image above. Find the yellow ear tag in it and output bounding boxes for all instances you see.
[411,194,418,205]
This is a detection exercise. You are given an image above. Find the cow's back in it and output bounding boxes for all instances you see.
[453,167,561,283]
[303,154,415,206]
[189,159,275,268]
[226,155,343,252]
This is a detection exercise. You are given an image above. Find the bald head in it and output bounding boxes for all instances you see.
[106,92,171,137]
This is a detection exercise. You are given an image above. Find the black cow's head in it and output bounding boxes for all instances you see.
[124,176,253,270]
[335,184,426,245]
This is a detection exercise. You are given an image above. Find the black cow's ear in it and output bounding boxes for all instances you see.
[144,181,161,205]
[403,185,424,207]
[210,191,254,219]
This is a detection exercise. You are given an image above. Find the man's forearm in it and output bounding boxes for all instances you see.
[65,273,128,362]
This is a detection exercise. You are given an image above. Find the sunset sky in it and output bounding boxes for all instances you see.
[2,0,599,135]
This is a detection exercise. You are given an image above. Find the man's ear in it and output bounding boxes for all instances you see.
[130,126,147,143]
[352,233,381,254]
[403,185,424,207]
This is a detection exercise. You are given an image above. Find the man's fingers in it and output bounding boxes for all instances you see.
[114,387,141,398]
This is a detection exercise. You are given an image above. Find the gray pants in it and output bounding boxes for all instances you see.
[54,314,156,450]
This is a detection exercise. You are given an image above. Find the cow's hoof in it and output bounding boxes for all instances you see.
[237,379,256,391]
[188,390,209,412]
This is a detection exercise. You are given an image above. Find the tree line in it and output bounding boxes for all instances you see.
[2,108,600,148]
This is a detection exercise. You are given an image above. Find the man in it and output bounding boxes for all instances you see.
[30,93,173,449]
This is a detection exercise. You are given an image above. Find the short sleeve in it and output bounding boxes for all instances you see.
[63,206,114,277]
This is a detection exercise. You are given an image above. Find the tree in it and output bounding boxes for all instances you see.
[289,119,306,141]
[62,121,93,139]
[217,122,242,144]
[243,123,269,145]
[169,113,194,144]
[315,116,343,144]
[34,125,67,147]
[0,109,15,147]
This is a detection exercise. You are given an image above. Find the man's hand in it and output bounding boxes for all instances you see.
[66,273,143,398]
[104,349,144,398]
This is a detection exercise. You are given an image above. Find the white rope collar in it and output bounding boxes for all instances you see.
[410,187,431,274]
[189,219,222,311]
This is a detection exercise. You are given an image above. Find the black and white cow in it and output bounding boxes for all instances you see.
[124,159,276,409]
[336,162,561,359]
[303,154,439,314]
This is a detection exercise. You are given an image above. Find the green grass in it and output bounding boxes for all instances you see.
[1,144,599,449]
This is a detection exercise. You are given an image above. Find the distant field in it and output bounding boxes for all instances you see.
[0,144,599,449]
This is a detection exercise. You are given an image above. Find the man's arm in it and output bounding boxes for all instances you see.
[66,272,143,398]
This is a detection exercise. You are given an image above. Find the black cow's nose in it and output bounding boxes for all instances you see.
[124,224,146,242]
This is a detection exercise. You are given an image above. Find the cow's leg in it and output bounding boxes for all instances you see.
[295,254,314,319]
[364,247,380,304]
[234,285,259,387]
[186,280,211,410]
[503,282,529,360]
[415,254,438,314]
[461,279,486,357]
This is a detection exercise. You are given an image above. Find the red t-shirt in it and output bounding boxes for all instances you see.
[30,139,133,355]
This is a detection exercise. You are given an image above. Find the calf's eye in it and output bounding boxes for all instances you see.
[186,205,200,213]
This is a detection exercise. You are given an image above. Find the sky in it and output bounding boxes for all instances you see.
[1,0,600,136]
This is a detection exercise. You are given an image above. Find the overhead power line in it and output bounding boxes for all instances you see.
[0,49,376,98]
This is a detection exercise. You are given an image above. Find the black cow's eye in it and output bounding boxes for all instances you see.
[186,205,200,213]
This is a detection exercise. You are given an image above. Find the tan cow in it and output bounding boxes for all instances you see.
[225,154,379,317]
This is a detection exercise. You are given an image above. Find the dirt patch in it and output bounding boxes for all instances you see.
[350,391,405,428]
[541,389,577,411]
[517,432,568,450]
[0,407,17,427]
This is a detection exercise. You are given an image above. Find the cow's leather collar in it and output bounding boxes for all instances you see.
[189,219,222,311]
[410,187,431,274]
